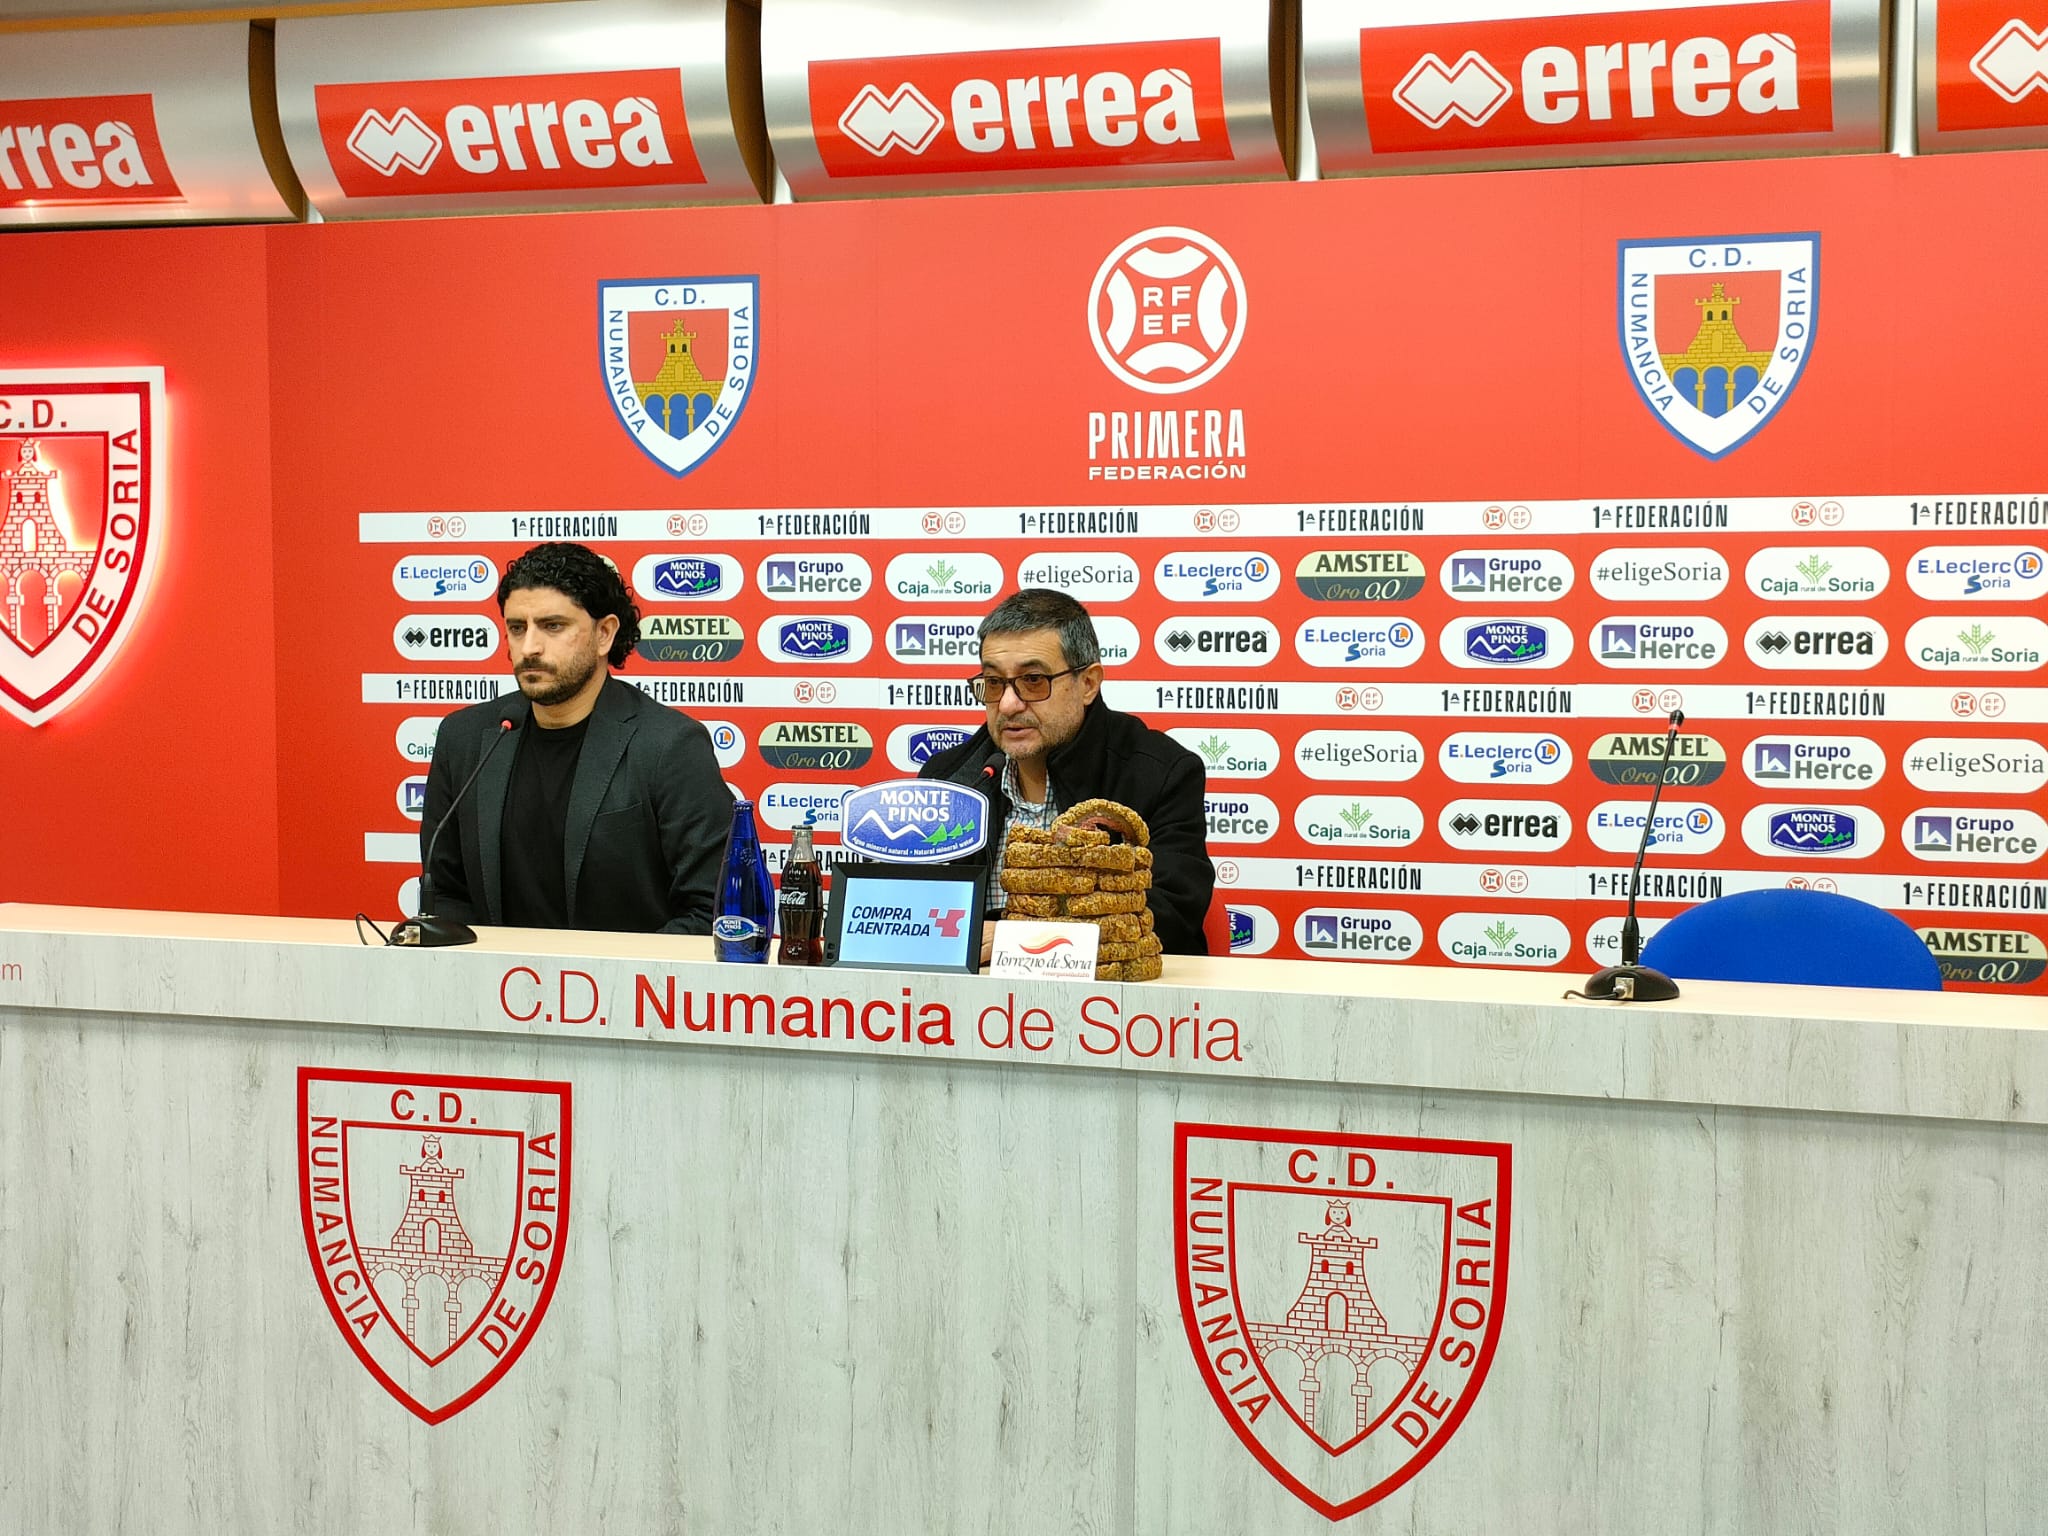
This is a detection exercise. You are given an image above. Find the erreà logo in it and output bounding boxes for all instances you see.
[839,779,990,863]
[1175,1123,1509,1520]
[297,1067,570,1424]
[1619,234,1818,459]
[0,370,165,727]
[600,278,757,476]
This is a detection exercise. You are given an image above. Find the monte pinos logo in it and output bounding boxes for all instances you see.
[0,369,165,727]
[1175,1123,1510,1520]
[600,276,757,475]
[298,1067,571,1424]
[1618,233,1818,459]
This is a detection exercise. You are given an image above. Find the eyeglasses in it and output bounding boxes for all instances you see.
[967,667,1081,704]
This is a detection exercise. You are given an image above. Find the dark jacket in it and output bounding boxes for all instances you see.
[918,698,1214,955]
[421,675,729,934]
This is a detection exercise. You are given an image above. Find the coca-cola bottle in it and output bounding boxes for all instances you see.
[777,811,825,967]
[713,799,773,963]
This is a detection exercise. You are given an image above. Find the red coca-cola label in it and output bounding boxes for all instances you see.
[1359,0,1833,155]
[1935,0,2048,131]
[0,94,181,207]
[314,68,705,198]
[809,39,1233,178]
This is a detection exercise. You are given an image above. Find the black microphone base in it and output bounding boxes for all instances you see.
[389,914,480,948]
[1582,963,1680,1003]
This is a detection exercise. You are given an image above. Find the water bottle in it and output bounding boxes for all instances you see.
[713,799,773,963]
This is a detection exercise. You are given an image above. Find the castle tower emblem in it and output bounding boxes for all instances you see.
[1246,1200,1430,1443]
[1176,1124,1511,1521]
[356,1134,504,1355]
[598,275,759,476]
[1657,281,1774,418]
[298,1068,573,1425]
[1,438,96,652]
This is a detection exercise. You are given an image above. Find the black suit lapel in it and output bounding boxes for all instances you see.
[475,701,527,924]
[564,680,637,921]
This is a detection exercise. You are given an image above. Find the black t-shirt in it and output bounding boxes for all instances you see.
[499,716,590,928]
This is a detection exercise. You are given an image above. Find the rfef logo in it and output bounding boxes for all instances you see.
[1174,1123,1510,1519]
[600,278,757,476]
[1089,227,1247,394]
[0,95,181,208]
[1362,0,1832,153]
[0,371,165,727]
[297,1067,570,1425]
[314,70,705,197]
[839,779,990,862]
[1619,234,1818,458]
[810,39,1231,177]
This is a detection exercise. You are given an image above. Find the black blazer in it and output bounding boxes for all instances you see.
[421,675,730,934]
[918,698,1215,955]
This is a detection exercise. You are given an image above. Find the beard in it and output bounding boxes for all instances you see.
[517,649,602,705]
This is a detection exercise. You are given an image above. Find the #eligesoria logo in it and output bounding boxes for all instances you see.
[600,277,758,475]
[1618,234,1818,459]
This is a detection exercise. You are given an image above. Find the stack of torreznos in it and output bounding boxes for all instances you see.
[997,798,1163,980]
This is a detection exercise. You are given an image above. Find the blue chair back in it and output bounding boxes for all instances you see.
[1638,888,1943,991]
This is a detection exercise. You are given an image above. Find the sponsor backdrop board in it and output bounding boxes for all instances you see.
[4,149,2046,991]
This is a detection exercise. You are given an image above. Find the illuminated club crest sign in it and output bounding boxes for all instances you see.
[1618,233,1818,459]
[599,277,758,475]
[298,1067,571,1424]
[1175,1123,1510,1520]
[0,369,165,726]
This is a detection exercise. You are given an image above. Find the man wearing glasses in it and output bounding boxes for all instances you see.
[918,588,1215,954]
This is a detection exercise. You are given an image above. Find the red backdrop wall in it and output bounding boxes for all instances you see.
[5,150,2044,989]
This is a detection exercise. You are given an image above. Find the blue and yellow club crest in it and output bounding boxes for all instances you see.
[599,276,758,476]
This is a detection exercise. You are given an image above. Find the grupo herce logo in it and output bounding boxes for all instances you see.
[1907,807,2046,865]
[1294,907,1425,959]
[1173,1123,1509,1520]
[1440,549,1573,602]
[758,552,872,601]
[1088,227,1246,394]
[297,1068,570,1424]
[0,370,166,727]
[1618,234,1817,460]
[599,277,757,476]
[1593,616,1726,669]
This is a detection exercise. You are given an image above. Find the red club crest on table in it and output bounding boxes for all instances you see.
[1175,1123,1510,1520]
[298,1067,571,1424]
[0,370,164,726]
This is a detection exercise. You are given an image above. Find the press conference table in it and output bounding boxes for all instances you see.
[2,904,2044,1534]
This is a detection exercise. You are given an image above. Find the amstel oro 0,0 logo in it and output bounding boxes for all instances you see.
[297,1068,570,1424]
[1175,1123,1509,1520]
[0,369,165,726]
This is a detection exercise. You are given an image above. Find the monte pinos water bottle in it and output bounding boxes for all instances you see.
[713,799,774,963]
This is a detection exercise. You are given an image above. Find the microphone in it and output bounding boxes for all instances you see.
[392,717,515,948]
[1581,709,1685,1002]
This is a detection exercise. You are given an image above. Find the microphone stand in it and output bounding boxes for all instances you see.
[392,718,515,948]
[1582,711,1684,1002]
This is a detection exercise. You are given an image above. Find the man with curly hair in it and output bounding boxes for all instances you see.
[419,542,729,934]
